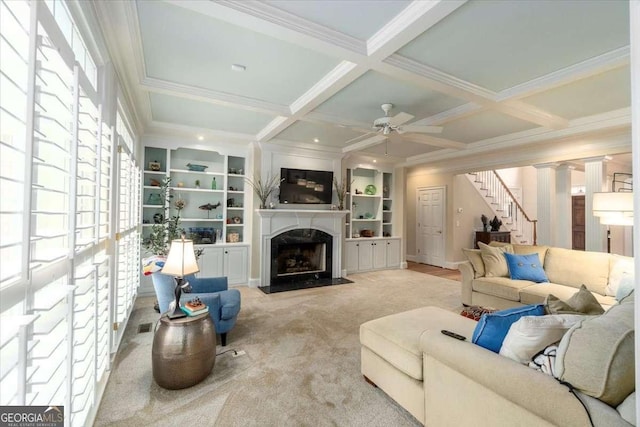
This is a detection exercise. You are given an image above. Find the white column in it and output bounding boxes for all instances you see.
[534,163,558,246]
[555,164,574,249]
[584,156,610,252]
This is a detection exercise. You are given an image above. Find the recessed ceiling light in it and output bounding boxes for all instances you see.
[313,138,319,143]
[197,135,204,141]
[231,64,246,72]
[373,159,377,163]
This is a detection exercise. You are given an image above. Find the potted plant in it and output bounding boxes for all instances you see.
[333,177,351,211]
[245,173,283,209]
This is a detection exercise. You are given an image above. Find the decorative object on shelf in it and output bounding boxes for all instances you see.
[227,232,240,243]
[177,182,184,188]
[359,215,364,219]
[383,231,391,237]
[143,178,203,258]
[174,198,186,210]
[245,173,284,209]
[481,214,489,232]
[188,227,215,244]
[199,202,221,218]
[195,180,200,189]
[150,178,161,187]
[364,212,374,219]
[186,163,208,172]
[153,213,164,224]
[353,233,360,238]
[364,184,377,195]
[333,177,352,210]
[360,229,374,237]
[149,160,161,171]
[229,186,236,191]
[227,198,234,208]
[355,189,362,195]
[238,169,243,175]
[143,219,150,224]
[489,216,503,232]
[269,202,275,209]
[147,193,162,205]
[211,177,217,190]
[383,205,389,211]
[383,185,389,198]
[161,236,200,319]
[229,168,237,174]
[232,216,242,224]
[331,205,337,210]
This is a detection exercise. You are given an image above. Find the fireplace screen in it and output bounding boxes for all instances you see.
[276,243,326,276]
[270,228,332,285]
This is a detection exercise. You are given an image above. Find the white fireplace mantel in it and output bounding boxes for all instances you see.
[257,209,348,286]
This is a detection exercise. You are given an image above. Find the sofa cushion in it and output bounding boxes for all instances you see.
[607,255,634,297]
[478,242,514,277]
[544,247,610,295]
[616,392,636,426]
[545,285,604,315]
[520,283,617,308]
[555,293,635,406]
[504,252,548,283]
[359,306,476,381]
[473,276,533,302]
[499,314,584,364]
[472,304,545,353]
[462,248,485,278]
[512,244,550,266]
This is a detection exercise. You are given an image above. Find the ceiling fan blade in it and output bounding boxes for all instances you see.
[388,112,414,127]
[396,125,443,134]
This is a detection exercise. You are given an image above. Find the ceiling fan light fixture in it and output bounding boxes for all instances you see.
[231,63,246,72]
[383,125,391,135]
[313,138,319,143]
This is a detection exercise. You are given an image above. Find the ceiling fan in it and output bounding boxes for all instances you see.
[346,104,443,149]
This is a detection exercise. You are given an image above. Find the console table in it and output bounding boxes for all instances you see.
[474,231,511,249]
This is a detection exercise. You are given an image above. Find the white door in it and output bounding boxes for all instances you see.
[417,187,445,267]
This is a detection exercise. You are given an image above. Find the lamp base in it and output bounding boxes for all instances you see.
[168,305,187,320]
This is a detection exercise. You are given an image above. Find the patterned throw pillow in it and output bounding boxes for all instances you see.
[460,305,496,321]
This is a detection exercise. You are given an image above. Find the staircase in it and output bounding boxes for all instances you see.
[467,171,537,245]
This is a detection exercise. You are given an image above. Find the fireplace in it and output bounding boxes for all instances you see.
[270,229,332,285]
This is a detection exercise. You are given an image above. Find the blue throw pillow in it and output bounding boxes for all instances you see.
[504,252,549,283]
[472,304,545,353]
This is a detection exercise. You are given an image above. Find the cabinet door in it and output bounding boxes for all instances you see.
[385,239,401,268]
[198,247,224,278]
[345,241,359,273]
[224,246,248,285]
[372,241,386,269]
[358,241,373,271]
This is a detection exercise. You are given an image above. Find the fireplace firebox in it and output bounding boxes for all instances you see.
[270,229,332,285]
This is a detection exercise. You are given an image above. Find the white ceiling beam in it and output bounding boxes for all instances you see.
[401,134,468,150]
[496,46,630,101]
[411,103,485,126]
[148,120,257,142]
[367,0,467,60]
[256,116,292,142]
[343,134,389,153]
[140,76,289,116]
[165,0,367,61]
[302,112,373,134]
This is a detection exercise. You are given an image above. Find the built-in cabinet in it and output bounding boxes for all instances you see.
[345,237,401,273]
[141,146,249,291]
[345,167,393,239]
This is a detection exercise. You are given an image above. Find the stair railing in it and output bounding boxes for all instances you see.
[473,170,537,245]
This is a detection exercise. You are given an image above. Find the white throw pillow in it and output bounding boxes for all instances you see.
[499,314,585,364]
[607,257,634,296]
[617,392,636,426]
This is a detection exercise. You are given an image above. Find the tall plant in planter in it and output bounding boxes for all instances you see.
[333,177,351,210]
[245,173,283,209]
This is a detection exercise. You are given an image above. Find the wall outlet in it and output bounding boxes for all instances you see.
[232,350,246,358]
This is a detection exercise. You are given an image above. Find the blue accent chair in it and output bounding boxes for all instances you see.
[152,273,241,346]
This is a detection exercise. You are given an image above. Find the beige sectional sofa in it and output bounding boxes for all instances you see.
[459,244,627,310]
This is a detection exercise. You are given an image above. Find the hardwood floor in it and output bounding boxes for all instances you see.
[406,261,462,281]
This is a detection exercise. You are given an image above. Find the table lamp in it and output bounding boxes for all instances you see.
[161,236,200,319]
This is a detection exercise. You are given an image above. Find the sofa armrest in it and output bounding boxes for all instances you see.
[421,330,593,427]
[458,261,474,306]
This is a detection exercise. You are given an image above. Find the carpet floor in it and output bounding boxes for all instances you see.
[94,269,463,426]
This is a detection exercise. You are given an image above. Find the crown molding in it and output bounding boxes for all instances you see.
[140,76,288,116]
[496,46,630,101]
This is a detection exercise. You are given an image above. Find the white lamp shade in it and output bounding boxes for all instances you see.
[161,239,200,276]
[592,192,633,226]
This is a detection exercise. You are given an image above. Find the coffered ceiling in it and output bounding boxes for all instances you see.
[94,0,632,167]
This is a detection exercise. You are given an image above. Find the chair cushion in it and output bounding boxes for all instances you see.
[360,306,476,381]
[520,283,616,308]
[544,247,610,295]
[555,293,635,406]
[473,276,533,302]
[219,289,241,320]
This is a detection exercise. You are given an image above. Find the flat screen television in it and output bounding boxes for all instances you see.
[279,168,333,205]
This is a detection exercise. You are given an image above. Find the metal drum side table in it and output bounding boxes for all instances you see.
[152,313,216,390]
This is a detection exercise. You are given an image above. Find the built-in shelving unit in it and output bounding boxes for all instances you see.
[345,167,393,239]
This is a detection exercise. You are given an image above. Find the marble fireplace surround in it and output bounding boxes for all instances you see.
[257,209,348,287]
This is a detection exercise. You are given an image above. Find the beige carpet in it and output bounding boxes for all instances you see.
[95,269,462,426]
